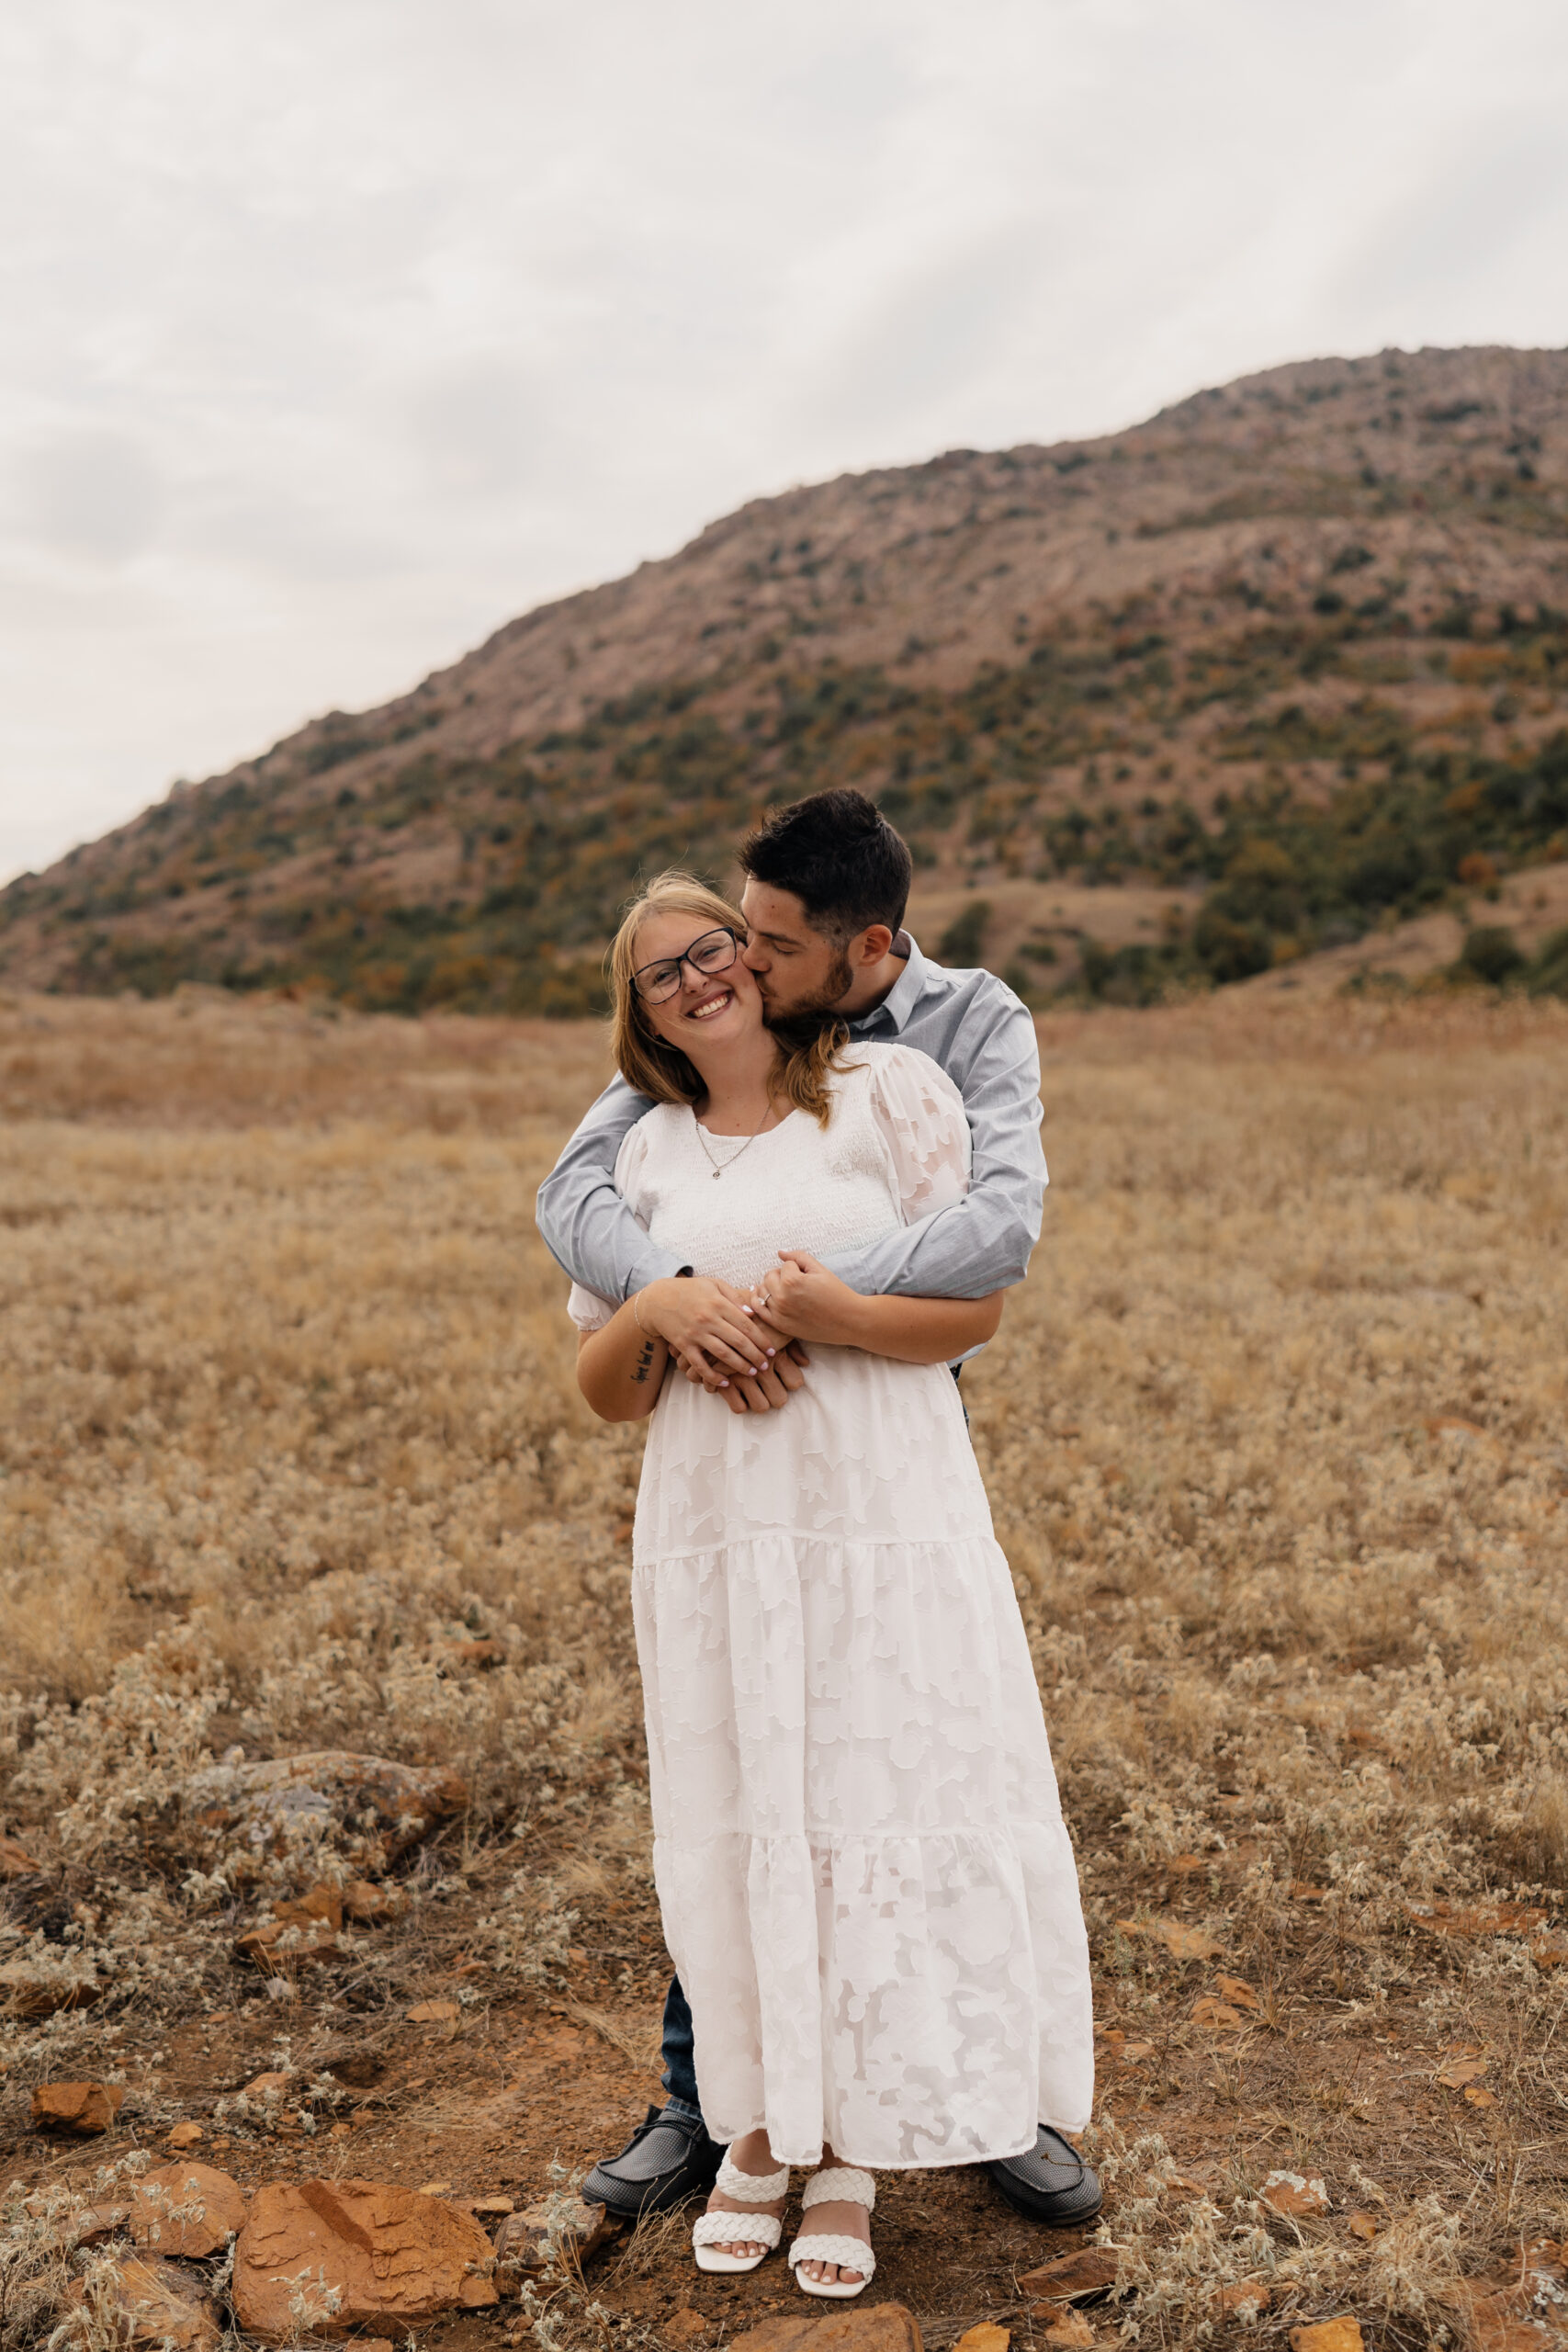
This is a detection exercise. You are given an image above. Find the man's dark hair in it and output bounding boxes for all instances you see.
[738,788,912,940]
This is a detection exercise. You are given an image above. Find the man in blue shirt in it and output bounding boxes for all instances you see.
[535,788,1100,2231]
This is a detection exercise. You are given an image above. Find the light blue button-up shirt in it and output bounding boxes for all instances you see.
[535,934,1047,1307]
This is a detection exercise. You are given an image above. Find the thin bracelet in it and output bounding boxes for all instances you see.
[631,1287,649,1335]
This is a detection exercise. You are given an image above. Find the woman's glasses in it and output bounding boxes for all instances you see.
[632,926,744,1005]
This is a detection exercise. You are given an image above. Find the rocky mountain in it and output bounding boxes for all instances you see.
[4,343,1567,1012]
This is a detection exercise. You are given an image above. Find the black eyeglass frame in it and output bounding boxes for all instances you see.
[630,925,745,1005]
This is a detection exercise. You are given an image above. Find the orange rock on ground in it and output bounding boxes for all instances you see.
[67,2253,220,2351]
[495,2196,620,2276]
[1021,2248,1121,2302]
[1289,2324,1364,2352]
[231,2178,497,2339]
[1214,2281,1272,2321]
[130,2163,248,2257]
[1036,2316,1096,2349]
[30,2081,124,2134]
[727,2307,923,2352]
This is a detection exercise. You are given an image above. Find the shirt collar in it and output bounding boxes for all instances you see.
[848,931,926,1035]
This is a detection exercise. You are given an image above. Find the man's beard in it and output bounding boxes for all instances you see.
[761,944,854,1030]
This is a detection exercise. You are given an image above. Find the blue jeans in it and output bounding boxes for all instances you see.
[660,1973,702,2121]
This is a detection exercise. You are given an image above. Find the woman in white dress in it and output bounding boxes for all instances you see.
[570,874,1093,2299]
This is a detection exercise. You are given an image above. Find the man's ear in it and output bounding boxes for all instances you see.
[852,924,894,966]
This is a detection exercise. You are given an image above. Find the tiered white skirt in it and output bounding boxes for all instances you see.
[632,1346,1094,2168]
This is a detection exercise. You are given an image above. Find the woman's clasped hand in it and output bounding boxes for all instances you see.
[745,1250,864,1348]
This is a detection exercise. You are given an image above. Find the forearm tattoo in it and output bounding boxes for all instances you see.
[630,1337,658,1385]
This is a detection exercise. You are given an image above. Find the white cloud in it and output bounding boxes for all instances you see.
[1,0,1566,881]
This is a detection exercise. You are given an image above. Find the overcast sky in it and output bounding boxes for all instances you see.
[5,0,1567,884]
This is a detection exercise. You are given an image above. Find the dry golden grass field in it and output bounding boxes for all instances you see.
[1,984,1566,2352]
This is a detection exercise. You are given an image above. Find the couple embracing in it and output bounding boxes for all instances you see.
[536,789,1096,2301]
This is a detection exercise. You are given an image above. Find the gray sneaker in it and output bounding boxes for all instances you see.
[583,2104,723,2221]
[985,2127,1103,2226]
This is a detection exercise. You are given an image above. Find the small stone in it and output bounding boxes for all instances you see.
[1346,2213,1378,2243]
[1020,2247,1121,2303]
[1289,2323,1363,2352]
[727,2307,923,2352]
[1213,2281,1271,2324]
[130,2163,248,2257]
[1260,2171,1330,2219]
[419,2179,454,2197]
[469,2195,515,2216]
[167,2122,205,2150]
[495,2197,620,2278]
[953,2328,1009,2352]
[235,1898,344,1970]
[408,1998,460,2024]
[1038,2314,1096,2348]
[666,2314,709,2346]
[30,2081,125,2135]
[241,2070,293,2098]
[272,1884,345,1933]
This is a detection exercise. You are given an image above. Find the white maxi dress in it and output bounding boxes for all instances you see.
[568,1041,1093,2169]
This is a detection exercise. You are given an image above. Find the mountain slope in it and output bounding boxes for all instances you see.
[4,343,1568,1011]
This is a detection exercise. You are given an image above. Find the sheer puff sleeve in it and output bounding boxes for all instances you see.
[565,1119,654,1331]
[863,1044,972,1226]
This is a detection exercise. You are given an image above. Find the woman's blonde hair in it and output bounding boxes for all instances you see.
[607,870,850,1126]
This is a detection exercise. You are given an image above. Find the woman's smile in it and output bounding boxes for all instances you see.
[683,985,737,1023]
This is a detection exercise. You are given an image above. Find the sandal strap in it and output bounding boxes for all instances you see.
[715,2154,790,2204]
[800,2167,875,2213]
[788,2233,876,2279]
[693,2211,783,2251]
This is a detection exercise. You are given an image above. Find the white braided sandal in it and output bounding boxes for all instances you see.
[691,2153,791,2275]
[788,2166,876,2300]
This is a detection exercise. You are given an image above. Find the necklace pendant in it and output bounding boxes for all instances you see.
[712,1168,723,1180]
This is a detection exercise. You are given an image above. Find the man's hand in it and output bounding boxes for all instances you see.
[678,1334,812,1409]
[714,1348,809,1415]
[747,1251,867,1348]
[637,1275,776,1384]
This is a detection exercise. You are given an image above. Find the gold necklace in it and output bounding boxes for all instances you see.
[694,1102,779,1180]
